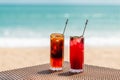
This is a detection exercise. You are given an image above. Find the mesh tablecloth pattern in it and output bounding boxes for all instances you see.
[0,62,120,80]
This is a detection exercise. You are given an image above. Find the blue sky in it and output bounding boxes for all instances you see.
[0,0,120,4]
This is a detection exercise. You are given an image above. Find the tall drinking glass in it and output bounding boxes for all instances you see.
[50,33,64,71]
[70,36,84,73]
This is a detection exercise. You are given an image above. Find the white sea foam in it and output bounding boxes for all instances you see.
[85,37,120,46]
[64,13,70,18]
[83,13,105,18]
[92,13,104,18]
[0,38,49,48]
[0,36,120,48]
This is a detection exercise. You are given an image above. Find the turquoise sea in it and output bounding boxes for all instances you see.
[0,5,120,47]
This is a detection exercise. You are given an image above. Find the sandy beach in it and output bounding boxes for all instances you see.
[0,46,120,72]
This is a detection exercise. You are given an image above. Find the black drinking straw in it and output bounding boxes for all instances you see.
[63,19,69,35]
[82,19,88,37]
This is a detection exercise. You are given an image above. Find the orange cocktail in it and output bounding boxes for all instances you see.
[50,33,64,71]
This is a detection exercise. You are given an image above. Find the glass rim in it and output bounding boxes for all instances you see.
[70,35,84,38]
[51,33,63,35]
[50,33,64,38]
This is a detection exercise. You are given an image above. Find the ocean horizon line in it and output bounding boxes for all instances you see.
[0,4,120,6]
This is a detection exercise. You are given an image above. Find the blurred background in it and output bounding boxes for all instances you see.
[0,0,120,47]
[0,0,120,71]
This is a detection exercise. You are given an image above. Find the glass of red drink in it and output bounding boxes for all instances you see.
[70,36,84,73]
[50,33,64,71]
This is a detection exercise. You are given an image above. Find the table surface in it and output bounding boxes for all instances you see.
[0,61,120,80]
